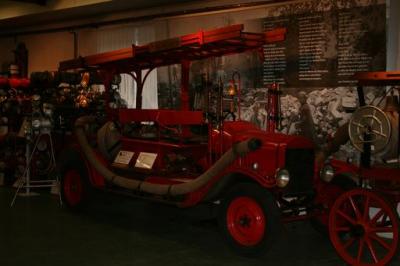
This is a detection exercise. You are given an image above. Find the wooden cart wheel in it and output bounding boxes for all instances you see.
[329,188,399,266]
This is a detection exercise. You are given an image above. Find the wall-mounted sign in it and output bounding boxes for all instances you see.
[263,3,386,87]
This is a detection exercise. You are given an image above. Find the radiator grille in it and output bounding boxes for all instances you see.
[284,148,314,195]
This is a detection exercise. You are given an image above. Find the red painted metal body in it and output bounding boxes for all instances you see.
[68,142,106,188]
[119,109,204,126]
[61,25,320,214]
[59,25,316,210]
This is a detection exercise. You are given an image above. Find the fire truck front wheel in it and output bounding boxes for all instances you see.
[218,183,281,257]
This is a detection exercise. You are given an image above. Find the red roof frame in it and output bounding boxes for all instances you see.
[59,24,285,111]
[354,71,400,86]
[59,24,286,71]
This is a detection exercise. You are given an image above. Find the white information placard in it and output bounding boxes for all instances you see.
[113,151,134,165]
[135,152,157,169]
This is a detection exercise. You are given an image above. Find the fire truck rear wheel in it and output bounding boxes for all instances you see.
[218,183,281,257]
[59,150,91,210]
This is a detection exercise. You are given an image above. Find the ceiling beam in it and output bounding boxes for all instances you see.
[0,0,294,37]
[10,0,47,6]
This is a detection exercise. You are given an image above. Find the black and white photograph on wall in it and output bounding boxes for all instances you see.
[157,0,390,163]
[262,0,388,163]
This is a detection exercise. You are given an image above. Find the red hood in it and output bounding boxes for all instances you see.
[222,121,314,149]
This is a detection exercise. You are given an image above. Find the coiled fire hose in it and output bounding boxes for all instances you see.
[74,116,261,196]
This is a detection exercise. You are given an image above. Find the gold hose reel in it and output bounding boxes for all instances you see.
[348,105,391,154]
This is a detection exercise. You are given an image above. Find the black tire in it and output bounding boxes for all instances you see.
[217,183,281,257]
[58,149,91,211]
[311,175,357,235]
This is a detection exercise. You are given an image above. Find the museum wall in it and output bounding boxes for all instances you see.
[0,0,399,163]
[0,31,73,73]
[0,37,14,71]
[387,0,399,70]
[0,0,398,71]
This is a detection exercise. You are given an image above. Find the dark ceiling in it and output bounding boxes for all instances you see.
[9,0,47,5]
[0,0,290,37]
[0,0,201,34]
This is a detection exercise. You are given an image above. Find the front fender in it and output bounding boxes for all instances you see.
[58,145,106,188]
[195,168,275,204]
[330,159,360,177]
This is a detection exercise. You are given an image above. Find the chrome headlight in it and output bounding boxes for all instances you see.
[252,162,259,170]
[320,164,335,182]
[275,169,290,188]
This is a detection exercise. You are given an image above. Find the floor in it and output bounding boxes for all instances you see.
[0,187,398,266]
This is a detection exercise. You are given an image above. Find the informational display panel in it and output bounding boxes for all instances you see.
[263,4,386,87]
[135,152,157,169]
[113,151,134,165]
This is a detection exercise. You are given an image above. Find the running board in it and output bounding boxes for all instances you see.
[99,186,184,206]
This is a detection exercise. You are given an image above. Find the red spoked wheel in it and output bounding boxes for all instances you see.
[226,197,266,246]
[218,183,281,257]
[63,169,84,207]
[329,188,399,266]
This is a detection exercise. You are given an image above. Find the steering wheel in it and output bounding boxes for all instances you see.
[348,105,391,154]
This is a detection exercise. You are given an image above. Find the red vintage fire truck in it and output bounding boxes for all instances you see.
[58,25,399,265]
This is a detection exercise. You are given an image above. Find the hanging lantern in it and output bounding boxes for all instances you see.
[227,80,236,96]
[80,72,90,88]
[79,97,89,108]
[76,92,89,108]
